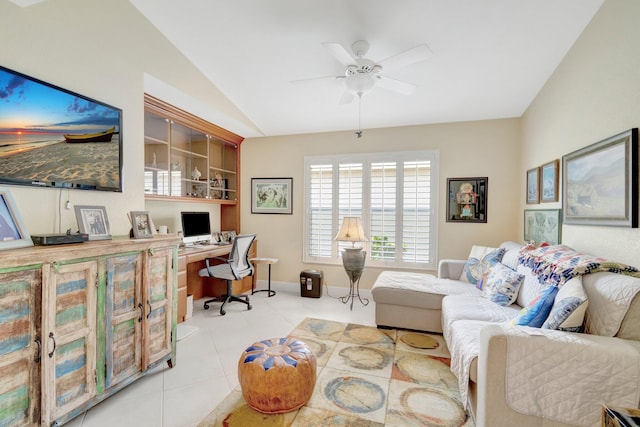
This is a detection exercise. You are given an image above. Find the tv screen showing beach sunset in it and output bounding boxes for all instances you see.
[0,65,122,192]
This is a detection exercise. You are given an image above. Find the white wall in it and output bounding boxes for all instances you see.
[0,0,257,236]
[242,119,521,289]
[522,0,640,266]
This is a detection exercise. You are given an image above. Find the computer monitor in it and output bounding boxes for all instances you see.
[180,211,211,245]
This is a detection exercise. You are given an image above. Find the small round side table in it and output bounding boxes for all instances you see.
[250,257,278,297]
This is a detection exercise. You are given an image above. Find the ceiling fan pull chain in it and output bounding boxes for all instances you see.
[355,94,363,139]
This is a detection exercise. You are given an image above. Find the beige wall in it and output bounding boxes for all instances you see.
[242,119,521,289]
[3,0,636,289]
[0,0,257,236]
[522,0,640,266]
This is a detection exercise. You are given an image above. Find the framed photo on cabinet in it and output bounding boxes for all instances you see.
[0,187,33,250]
[75,205,111,240]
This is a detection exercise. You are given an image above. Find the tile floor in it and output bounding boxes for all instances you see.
[65,282,376,427]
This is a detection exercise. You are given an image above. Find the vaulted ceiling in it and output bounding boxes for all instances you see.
[11,0,606,138]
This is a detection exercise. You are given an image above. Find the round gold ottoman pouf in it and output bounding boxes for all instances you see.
[238,337,317,414]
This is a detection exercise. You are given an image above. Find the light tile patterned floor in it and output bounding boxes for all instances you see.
[65,282,375,427]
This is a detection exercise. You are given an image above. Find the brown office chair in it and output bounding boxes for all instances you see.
[199,234,256,315]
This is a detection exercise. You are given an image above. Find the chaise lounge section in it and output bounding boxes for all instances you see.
[371,242,640,426]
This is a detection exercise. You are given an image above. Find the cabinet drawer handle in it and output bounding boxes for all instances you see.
[147,300,152,319]
[34,336,41,363]
[48,332,56,358]
[138,302,143,322]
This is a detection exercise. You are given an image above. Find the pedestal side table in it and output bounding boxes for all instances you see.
[250,257,278,297]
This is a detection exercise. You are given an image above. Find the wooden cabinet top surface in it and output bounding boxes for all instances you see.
[0,235,181,267]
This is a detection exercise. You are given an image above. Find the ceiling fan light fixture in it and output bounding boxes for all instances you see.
[344,73,376,96]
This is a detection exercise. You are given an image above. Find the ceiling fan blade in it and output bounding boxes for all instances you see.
[338,90,355,105]
[376,75,416,95]
[322,42,355,66]
[289,74,340,84]
[378,43,432,72]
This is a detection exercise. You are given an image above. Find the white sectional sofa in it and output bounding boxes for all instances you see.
[371,242,640,427]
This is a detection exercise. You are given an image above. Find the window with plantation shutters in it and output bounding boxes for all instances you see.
[304,151,438,270]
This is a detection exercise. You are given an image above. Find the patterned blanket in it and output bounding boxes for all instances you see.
[518,244,640,286]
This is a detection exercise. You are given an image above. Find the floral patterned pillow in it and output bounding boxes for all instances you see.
[481,262,525,306]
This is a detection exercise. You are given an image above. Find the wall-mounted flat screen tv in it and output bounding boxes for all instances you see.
[0,65,122,192]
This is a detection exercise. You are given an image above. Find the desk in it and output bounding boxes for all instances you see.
[176,241,257,322]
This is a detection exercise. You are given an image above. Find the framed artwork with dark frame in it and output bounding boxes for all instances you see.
[130,211,154,239]
[251,177,293,214]
[0,186,33,250]
[524,209,562,244]
[526,167,540,204]
[446,177,488,223]
[540,160,559,203]
[562,128,638,227]
[74,205,111,240]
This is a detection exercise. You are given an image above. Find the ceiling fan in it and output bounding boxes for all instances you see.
[293,40,433,104]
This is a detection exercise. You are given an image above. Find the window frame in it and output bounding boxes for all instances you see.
[303,150,439,270]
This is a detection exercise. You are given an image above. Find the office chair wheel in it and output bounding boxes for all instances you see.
[220,309,226,316]
[204,303,210,310]
[248,304,252,310]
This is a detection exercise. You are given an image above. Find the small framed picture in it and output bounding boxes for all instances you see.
[130,211,154,239]
[540,160,559,203]
[220,230,236,244]
[74,205,111,240]
[446,177,488,223]
[0,187,33,250]
[251,177,293,214]
[526,167,540,204]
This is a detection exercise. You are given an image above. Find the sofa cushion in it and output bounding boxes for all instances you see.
[371,271,480,310]
[442,295,522,325]
[617,293,640,340]
[481,263,524,306]
[511,285,558,328]
[542,277,588,331]
[499,241,523,271]
[459,246,505,285]
[516,264,547,308]
[582,272,640,337]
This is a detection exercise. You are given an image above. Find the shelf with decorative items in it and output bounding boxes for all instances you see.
[143,94,244,230]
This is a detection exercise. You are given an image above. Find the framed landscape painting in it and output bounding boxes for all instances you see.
[562,128,638,227]
[540,160,559,203]
[251,178,293,214]
[526,167,539,204]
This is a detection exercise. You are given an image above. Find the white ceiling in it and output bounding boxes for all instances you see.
[21,0,606,138]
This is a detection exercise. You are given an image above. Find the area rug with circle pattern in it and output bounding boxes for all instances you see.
[198,317,474,426]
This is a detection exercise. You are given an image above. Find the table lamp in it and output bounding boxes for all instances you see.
[334,217,370,310]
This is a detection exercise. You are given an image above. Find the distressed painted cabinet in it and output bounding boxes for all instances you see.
[0,269,42,426]
[0,236,179,427]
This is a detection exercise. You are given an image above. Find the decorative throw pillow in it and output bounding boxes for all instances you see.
[481,262,525,306]
[511,285,559,328]
[542,277,588,332]
[459,246,505,286]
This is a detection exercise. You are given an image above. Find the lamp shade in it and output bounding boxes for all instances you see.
[334,217,368,243]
